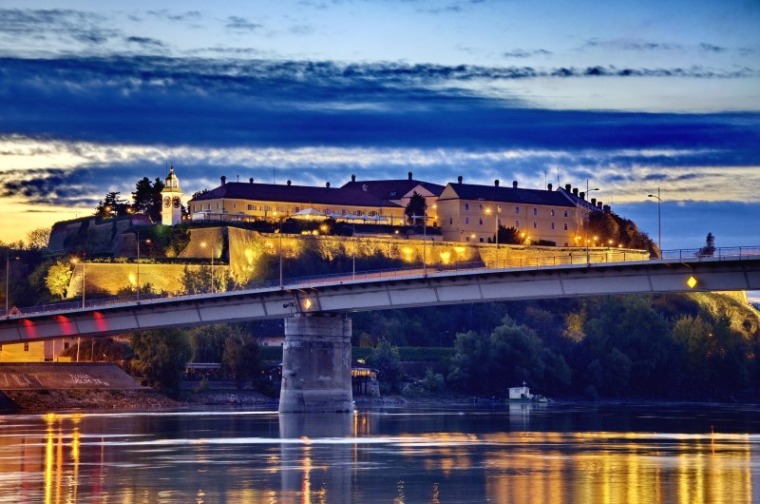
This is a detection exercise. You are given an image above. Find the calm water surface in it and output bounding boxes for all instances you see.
[1,402,759,503]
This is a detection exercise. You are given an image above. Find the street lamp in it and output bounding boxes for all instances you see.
[485,206,501,267]
[5,250,19,316]
[200,241,215,293]
[585,180,599,265]
[136,231,151,302]
[71,256,86,308]
[647,188,662,258]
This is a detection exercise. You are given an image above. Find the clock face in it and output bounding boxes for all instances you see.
[172,197,181,208]
[163,196,171,208]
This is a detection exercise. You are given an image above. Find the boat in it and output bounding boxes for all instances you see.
[507,382,548,403]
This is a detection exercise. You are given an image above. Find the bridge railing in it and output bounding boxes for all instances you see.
[4,246,760,319]
[660,246,760,262]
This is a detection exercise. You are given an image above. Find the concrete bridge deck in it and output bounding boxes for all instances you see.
[2,255,759,345]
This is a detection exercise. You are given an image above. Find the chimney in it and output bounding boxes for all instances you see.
[287,180,292,186]
[512,180,518,188]
[249,178,253,184]
[603,205,611,213]
[458,176,463,184]
[408,171,413,181]
[351,174,356,183]
[572,188,578,196]
[565,183,572,192]
[591,198,596,206]
[597,201,603,209]
[494,179,500,187]
[221,175,226,185]
[547,183,553,191]
[580,191,585,200]
[326,182,330,188]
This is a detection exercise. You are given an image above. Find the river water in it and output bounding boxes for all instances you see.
[1,402,759,503]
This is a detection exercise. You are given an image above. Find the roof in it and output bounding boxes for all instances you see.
[341,179,446,200]
[439,183,576,207]
[190,181,402,209]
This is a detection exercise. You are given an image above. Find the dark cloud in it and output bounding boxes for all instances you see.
[583,38,683,52]
[0,8,117,47]
[0,56,757,160]
[503,49,552,59]
[225,16,262,32]
[125,36,166,51]
[698,43,727,53]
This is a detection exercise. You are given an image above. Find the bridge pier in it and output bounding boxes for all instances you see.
[279,314,354,413]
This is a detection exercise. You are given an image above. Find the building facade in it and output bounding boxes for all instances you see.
[189,176,406,224]
[437,180,601,246]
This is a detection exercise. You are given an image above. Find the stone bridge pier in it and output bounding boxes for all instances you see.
[279,314,354,413]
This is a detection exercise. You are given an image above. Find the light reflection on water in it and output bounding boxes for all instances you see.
[0,404,758,503]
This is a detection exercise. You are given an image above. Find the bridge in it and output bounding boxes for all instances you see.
[2,249,760,413]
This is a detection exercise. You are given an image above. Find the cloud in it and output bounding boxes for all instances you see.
[224,16,262,32]
[503,49,553,59]
[125,36,167,51]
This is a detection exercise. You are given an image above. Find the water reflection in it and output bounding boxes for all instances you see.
[0,406,756,503]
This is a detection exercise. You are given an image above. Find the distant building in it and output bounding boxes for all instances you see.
[341,172,445,225]
[188,176,406,224]
[437,179,604,246]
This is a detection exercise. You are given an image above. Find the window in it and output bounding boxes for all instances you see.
[551,223,556,230]
[564,210,569,217]
[515,220,520,228]
[533,208,538,216]
[247,204,254,211]
[533,221,538,229]
[563,223,568,230]
[369,211,377,217]
[64,342,70,349]
[23,342,29,352]
[464,203,470,211]
[294,207,300,213]
[479,218,483,225]
[449,218,453,225]
[550,209,555,216]
[515,206,520,214]
[465,217,470,225]
[233,202,237,209]
[356,210,364,216]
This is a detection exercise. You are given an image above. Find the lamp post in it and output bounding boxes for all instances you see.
[485,206,501,268]
[200,241,215,293]
[647,188,662,258]
[72,256,86,308]
[5,250,17,316]
[136,231,151,302]
[585,180,599,265]
[278,229,283,288]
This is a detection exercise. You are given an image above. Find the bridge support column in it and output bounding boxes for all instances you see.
[279,314,353,413]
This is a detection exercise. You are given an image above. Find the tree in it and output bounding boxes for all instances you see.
[26,228,50,251]
[222,333,262,388]
[130,328,192,397]
[96,191,130,218]
[367,340,403,393]
[697,232,716,257]
[497,226,522,245]
[404,192,427,225]
[132,177,165,222]
[45,261,73,299]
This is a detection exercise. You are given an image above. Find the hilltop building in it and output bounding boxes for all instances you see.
[437,178,605,246]
[188,176,407,224]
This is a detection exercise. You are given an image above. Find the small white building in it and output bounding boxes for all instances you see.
[508,383,534,401]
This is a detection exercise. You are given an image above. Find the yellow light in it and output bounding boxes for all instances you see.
[303,298,312,310]
[687,276,698,289]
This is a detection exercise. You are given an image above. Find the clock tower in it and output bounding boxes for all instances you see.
[161,166,183,226]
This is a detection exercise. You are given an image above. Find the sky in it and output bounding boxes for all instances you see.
[0,0,759,252]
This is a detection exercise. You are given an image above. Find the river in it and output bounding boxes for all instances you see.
[0,402,758,503]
